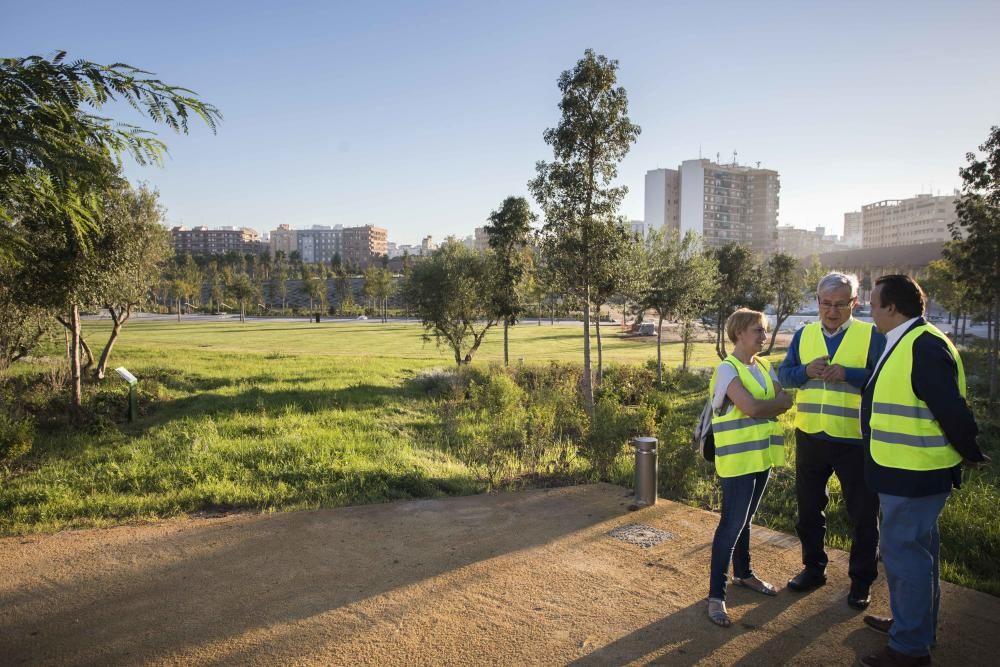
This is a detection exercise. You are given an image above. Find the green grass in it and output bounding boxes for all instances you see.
[0,320,701,534]
[2,318,997,597]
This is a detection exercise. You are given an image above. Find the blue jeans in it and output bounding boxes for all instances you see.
[879,491,949,657]
[709,469,770,601]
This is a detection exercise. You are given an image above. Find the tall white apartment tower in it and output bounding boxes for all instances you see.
[644,159,780,255]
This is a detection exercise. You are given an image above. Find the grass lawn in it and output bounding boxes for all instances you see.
[0,319,701,535]
[2,318,997,596]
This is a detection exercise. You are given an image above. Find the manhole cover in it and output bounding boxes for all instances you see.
[608,523,673,548]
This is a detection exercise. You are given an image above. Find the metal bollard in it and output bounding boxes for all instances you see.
[632,436,658,507]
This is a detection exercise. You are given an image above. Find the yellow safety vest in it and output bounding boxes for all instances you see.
[794,320,874,440]
[709,355,786,478]
[870,323,965,471]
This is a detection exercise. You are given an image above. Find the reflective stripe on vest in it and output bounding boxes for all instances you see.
[709,355,786,478]
[793,320,873,440]
[869,323,964,471]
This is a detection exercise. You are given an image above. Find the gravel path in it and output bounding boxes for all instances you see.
[1,484,996,665]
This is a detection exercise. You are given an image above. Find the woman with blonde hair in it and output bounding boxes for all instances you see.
[707,308,793,627]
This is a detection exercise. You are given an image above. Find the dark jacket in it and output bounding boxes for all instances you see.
[861,318,984,497]
[779,320,886,444]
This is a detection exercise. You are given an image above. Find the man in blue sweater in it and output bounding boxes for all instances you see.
[779,272,886,609]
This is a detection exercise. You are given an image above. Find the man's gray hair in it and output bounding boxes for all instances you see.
[817,272,859,298]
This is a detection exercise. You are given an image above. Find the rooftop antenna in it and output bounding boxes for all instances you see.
[756,161,761,169]
[732,150,738,166]
[699,143,702,159]
[716,152,720,164]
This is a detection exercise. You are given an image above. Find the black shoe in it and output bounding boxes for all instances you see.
[787,568,827,592]
[863,615,892,635]
[848,582,872,610]
[859,645,930,667]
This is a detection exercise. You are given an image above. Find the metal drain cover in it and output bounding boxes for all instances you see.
[608,523,673,548]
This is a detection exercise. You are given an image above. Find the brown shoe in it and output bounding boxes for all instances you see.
[859,646,930,667]
[863,615,893,635]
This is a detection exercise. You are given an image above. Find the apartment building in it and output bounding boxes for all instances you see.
[843,211,863,248]
[645,159,780,255]
[343,224,388,268]
[860,193,958,249]
[171,226,267,256]
[776,225,845,258]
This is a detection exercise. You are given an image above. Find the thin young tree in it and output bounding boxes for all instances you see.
[529,50,640,415]
[93,183,172,378]
[484,196,536,366]
[763,252,805,355]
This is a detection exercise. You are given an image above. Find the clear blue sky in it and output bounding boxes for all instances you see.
[5,0,999,244]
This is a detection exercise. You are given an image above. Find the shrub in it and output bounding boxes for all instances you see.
[0,413,33,463]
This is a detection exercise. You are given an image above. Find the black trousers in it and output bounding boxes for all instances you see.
[794,429,880,587]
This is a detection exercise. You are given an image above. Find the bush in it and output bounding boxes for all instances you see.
[0,413,34,463]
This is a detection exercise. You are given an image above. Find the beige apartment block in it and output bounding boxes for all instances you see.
[861,193,958,248]
[270,223,297,258]
[171,225,266,256]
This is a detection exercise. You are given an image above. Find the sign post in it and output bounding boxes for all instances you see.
[115,367,138,422]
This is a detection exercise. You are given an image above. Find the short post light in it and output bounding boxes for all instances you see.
[114,367,139,422]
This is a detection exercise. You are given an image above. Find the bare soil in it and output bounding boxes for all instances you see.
[1,484,995,666]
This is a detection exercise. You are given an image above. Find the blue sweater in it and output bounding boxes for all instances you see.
[778,322,886,444]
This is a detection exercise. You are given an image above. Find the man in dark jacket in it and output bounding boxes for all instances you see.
[859,275,988,667]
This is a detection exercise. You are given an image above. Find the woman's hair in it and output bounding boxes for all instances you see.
[726,308,767,344]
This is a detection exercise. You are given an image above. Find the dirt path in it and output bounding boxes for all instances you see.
[1,484,996,665]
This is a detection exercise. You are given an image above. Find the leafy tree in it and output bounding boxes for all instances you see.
[764,252,805,355]
[92,182,172,378]
[484,196,536,366]
[273,251,289,310]
[303,276,326,313]
[802,255,826,300]
[227,273,255,323]
[165,254,201,320]
[529,50,641,415]
[402,241,499,366]
[949,125,1000,400]
[706,242,769,360]
[1,51,220,259]
[0,278,52,372]
[642,230,719,380]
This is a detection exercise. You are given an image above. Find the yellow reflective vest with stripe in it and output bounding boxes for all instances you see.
[709,355,786,478]
[793,320,874,440]
[870,323,964,471]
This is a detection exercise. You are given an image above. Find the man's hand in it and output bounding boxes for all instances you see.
[806,356,829,379]
[820,363,846,383]
[775,390,794,411]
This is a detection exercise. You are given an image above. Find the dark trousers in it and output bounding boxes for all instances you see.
[709,469,770,601]
[794,430,880,586]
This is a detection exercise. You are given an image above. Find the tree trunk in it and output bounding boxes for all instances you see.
[538,300,542,326]
[595,305,603,388]
[68,305,82,415]
[551,297,555,326]
[992,297,999,404]
[581,288,594,416]
[176,296,181,322]
[656,313,664,384]
[765,314,786,355]
[503,317,510,368]
[96,307,129,380]
[79,333,95,370]
[682,320,693,372]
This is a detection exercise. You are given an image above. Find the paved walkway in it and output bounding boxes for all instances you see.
[1,484,996,665]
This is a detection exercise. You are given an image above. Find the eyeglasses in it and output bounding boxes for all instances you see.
[819,300,854,310]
